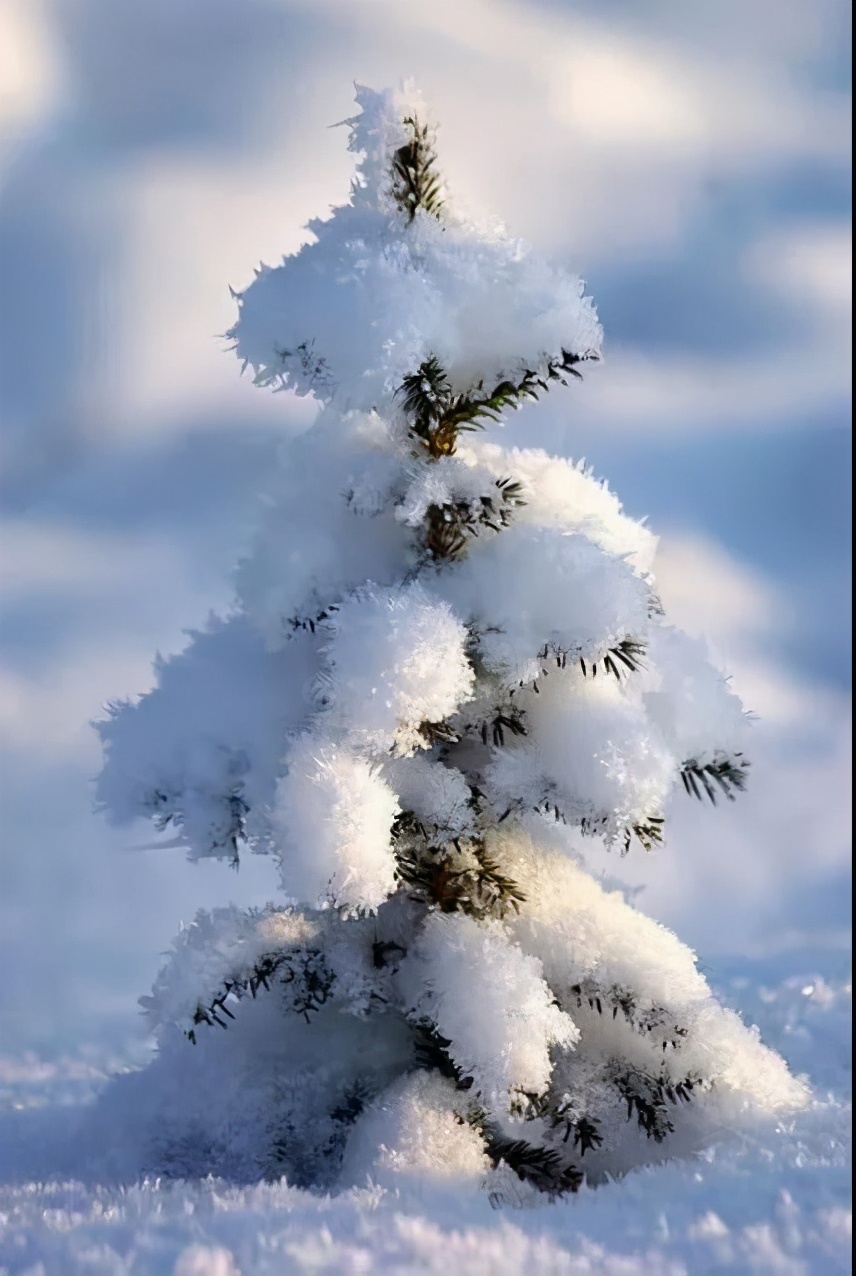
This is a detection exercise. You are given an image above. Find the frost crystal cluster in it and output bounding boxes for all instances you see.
[97,86,807,1200]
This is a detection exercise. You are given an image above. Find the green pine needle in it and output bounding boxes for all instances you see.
[398,351,597,458]
[391,116,446,224]
[681,753,750,804]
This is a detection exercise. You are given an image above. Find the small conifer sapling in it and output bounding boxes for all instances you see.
[97,86,807,1199]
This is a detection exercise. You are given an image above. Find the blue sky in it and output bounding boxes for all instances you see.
[0,0,850,1052]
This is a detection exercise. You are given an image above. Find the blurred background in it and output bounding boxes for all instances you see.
[0,0,850,1054]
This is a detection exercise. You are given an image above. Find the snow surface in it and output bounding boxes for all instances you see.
[0,961,849,1274]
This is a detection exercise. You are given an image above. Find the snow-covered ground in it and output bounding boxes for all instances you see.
[0,955,849,1274]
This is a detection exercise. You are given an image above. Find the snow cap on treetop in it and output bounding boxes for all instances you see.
[227,84,602,411]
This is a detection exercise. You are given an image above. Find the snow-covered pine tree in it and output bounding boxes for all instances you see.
[96,85,807,1199]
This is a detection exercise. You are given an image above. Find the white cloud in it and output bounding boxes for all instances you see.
[653,532,784,651]
[113,157,334,432]
[654,531,839,727]
[0,0,66,143]
[0,520,176,596]
[746,221,852,318]
[577,337,850,435]
[0,518,236,756]
[0,650,152,757]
